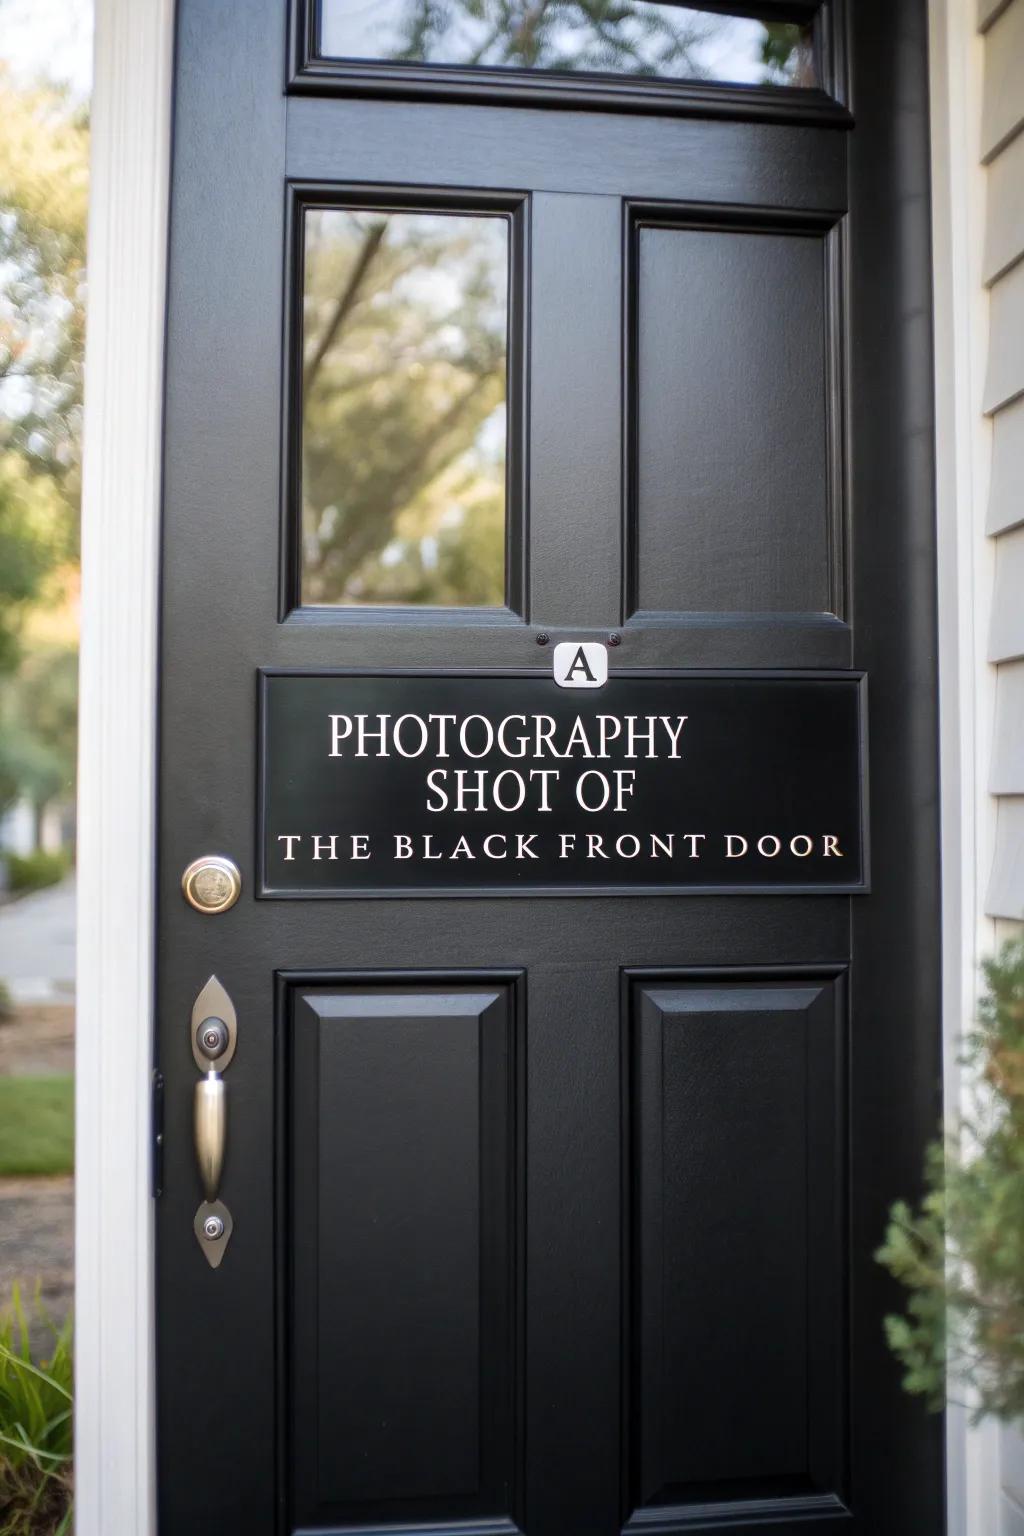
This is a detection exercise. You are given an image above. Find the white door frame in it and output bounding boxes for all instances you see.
[73,1,994,1532]
[75,2,174,1531]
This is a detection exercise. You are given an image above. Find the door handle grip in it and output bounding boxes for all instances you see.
[194,1072,226,1203]
[190,975,237,1266]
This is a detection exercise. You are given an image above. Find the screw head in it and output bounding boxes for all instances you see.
[608,632,622,647]
[536,632,550,646]
[203,1214,225,1241]
[196,1017,229,1061]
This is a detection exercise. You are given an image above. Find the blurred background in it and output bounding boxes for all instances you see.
[0,0,91,1345]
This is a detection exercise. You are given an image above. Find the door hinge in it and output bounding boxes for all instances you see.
[151,1068,165,1199]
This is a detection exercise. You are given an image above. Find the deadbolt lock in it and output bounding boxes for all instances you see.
[181,855,242,914]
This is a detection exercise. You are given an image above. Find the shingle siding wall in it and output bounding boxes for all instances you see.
[982,0,1024,921]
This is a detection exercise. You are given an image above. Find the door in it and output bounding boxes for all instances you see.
[156,2,943,1534]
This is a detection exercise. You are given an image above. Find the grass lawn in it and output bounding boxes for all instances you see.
[0,1075,74,1176]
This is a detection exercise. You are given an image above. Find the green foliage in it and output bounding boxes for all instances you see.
[877,937,1024,1422]
[0,648,77,818]
[0,61,89,481]
[0,1078,73,1178]
[0,985,12,1024]
[760,22,815,86]
[0,460,62,678]
[0,1287,72,1536]
[0,56,85,824]
[3,852,70,898]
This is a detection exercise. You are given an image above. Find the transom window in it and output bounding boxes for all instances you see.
[318,1,817,88]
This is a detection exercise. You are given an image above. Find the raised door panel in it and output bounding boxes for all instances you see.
[631,218,838,620]
[624,972,847,1532]
[287,979,522,1532]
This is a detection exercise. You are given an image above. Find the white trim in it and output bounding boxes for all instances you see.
[75,1,174,1532]
[929,0,1000,1530]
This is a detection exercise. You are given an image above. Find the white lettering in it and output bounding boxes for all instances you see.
[624,715,658,758]
[425,768,449,812]
[459,714,494,759]
[529,769,559,811]
[496,715,529,758]
[492,770,527,813]
[612,769,636,811]
[596,716,622,757]
[428,714,457,757]
[355,714,390,757]
[392,714,429,757]
[277,834,301,861]
[659,715,688,757]
[329,715,353,756]
[576,769,611,811]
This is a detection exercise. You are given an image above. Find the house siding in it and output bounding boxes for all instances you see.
[982,0,1024,922]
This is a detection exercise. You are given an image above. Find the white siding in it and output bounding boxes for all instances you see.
[989,525,1024,663]
[981,0,1024,159]
[982,0,1024,925]
[983,128,1024,282]
[990,661,1024,792]
[988,798,1024,918]
[983,258,1024,410]
[987,393,1024,534]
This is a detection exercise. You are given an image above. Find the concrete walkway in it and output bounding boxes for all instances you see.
[0,876,75,1003]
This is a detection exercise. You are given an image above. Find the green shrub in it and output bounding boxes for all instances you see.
[0,1080,73,1179]
[0,1287,72,1535]
[4,854,69,897]
[877,936,1024,1422]
[0,985,12,1024]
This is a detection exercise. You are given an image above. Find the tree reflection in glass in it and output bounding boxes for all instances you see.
[301,209,509,607]
[320,1,815,87]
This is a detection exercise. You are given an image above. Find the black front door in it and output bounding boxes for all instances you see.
[156,3,943,1533]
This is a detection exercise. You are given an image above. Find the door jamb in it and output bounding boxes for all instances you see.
[75,2,173,1533]
[928,0,1000,1531]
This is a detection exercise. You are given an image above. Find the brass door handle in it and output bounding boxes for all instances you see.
[194,1070,226,1202]
[190,977,237,1267]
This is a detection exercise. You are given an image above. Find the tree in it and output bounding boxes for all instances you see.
[0,58,87,636]
[0,51,87,832]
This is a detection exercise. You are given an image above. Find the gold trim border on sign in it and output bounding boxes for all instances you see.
[181,855,242,915]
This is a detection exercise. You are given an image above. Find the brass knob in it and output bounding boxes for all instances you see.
[181,855,241,914]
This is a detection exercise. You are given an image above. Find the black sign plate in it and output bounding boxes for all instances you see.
[259,671,867,897]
